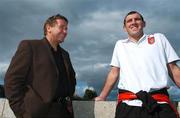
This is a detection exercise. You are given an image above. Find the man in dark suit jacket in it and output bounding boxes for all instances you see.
[4,14,76,118]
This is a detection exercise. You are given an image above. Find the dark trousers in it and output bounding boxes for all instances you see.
[46,102,74,118]
[115,102,177,118]
[22,102,74,118]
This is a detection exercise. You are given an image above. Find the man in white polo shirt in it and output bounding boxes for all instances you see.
[95,11,180,118]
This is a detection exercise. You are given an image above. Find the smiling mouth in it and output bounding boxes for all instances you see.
[131,26,138,31]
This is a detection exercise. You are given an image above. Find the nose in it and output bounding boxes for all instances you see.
[131,19,136,24]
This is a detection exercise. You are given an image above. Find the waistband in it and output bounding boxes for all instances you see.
[53,96,71,103]
[52,96,74,115]
[118,88,169,102]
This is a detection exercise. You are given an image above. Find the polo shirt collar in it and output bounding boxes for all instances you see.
[122,34,147,44]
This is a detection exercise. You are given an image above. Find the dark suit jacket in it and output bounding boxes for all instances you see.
[4,38,76,118]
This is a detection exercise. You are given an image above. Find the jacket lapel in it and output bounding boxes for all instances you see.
[41,38,61,99]
[42,39,58,71]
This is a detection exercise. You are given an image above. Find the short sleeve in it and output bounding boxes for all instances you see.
[159,33,180,63]
[110,42,120,67]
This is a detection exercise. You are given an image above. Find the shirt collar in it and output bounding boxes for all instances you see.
[44,37,60,52]
[122,34,147,44]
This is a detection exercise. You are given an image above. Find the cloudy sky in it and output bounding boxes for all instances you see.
[0,0,180,100]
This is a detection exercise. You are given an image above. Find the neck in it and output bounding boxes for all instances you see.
[46,36,58,51]
[128,33,144,43]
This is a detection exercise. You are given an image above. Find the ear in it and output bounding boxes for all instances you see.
[46,24,51,33]
[123,25,127,32]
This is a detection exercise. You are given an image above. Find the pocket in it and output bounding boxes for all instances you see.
[24,86,50,117]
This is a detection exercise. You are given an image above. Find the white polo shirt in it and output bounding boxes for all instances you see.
[110,33,179,106]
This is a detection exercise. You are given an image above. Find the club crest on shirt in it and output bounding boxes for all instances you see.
[148,35,155,44]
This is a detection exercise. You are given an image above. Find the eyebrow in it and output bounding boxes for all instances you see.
[126,17,142,22]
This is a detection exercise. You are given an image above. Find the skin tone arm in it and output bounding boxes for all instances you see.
[95,66,120,101]
[168,62,180,87]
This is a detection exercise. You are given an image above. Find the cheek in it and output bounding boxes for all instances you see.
[123,25,129,31]
[57,29,64,33]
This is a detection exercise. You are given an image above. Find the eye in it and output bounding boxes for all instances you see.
[126,19,132,23]
[135,18,141,21]
[59,25,68,30]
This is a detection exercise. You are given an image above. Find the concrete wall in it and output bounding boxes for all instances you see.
[0,99,179,118]
[0,99,15,118]
[73,101,116,118]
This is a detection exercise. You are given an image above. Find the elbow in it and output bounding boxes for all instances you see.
[173,76,180,87]
[175,81,180,87]
[174,74,180,87]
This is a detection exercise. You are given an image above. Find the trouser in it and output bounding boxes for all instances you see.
[45,96,74,118]
[115,88,178,118]
[22,99,74,118]
[46,102,74,118]
[115,102,177,118]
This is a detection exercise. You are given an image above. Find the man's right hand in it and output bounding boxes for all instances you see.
[94,96,106,101]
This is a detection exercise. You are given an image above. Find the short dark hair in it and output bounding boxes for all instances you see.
[43,14,68,36]
[123,11,145,26]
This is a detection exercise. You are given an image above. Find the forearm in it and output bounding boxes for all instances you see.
[5,64,27,116]
[99,76,118,100]
[98,67,119,100]
[168,62,180,87]
[171,66,180,87]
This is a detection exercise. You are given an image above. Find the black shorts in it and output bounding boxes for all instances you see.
[115,102,177,118]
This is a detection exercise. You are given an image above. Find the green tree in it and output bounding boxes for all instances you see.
[83,88,97,100]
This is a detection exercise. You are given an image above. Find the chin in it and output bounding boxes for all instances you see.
[131,31,141,35]
[58,40,64,44]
